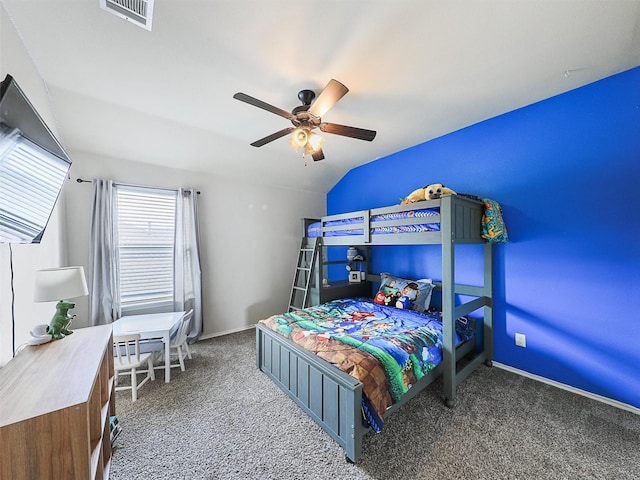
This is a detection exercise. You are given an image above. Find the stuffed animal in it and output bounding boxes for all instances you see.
[47,301,76,340]
[395,295,413,309]
[401,183,457,204]
[425,183,457,200]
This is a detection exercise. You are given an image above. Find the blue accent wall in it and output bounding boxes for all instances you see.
[327,67,640,408]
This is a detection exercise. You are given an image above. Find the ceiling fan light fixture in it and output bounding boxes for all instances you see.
[303,142,315,156]
[290,128,324,156]
[306,131,324,152]
[290,128,308,150]
[288,135,298,152]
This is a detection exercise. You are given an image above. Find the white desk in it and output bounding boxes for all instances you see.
[113,311,185,383]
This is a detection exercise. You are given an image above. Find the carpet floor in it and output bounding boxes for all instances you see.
[110,329,640,480]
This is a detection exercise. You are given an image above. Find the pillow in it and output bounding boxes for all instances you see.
[373,272,434,312]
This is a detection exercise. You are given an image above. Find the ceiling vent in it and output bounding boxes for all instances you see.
[99,0,154,31]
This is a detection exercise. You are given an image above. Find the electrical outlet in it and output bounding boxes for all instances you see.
[515,333,527,348]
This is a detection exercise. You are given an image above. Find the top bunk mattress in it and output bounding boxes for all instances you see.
[307,207,440,237]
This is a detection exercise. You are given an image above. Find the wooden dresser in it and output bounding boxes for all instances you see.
[0,324,115,480]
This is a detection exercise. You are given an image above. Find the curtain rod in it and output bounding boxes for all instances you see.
[75,178,201,194]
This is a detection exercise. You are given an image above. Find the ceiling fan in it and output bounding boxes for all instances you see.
[233,79,376,162]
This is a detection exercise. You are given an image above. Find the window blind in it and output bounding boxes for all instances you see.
[115,185,177,310]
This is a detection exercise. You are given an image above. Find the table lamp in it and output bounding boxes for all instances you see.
[34,266,88,340]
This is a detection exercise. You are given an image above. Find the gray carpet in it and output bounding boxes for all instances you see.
[110,329,640,480]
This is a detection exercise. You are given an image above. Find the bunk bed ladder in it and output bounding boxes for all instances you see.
[288,237,319,312]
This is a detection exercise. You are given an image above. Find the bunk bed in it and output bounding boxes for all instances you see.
[255,194,494,462]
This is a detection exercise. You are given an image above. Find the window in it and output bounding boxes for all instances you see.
[115,185,177,312]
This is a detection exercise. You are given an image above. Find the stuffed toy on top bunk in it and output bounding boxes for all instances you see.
[400,183,457,204]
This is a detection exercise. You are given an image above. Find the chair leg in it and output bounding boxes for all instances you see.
[152,350,162,365]
[177,346,186,371]
[131,367,138,402]
[148,358,156,381]
[184,342,192,360]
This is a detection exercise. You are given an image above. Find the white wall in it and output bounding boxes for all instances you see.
[1,3,325,359]
[63,153,325,338]
[0,7,69,365]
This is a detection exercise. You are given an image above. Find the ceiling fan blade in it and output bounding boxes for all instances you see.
[319,123,377,142]
[312,149,325,162]
[250,127,295,147]
[233,92,293,120]
[308,79,349,118]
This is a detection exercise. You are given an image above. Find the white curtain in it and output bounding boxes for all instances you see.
[173,189,203,342]
[89,179,120,325]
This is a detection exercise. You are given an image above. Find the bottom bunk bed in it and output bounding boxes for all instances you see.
[255,295,491,462]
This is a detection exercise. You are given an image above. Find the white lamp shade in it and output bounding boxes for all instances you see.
[34,266,89,302]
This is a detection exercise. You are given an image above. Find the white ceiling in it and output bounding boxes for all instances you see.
[2,0,640,193]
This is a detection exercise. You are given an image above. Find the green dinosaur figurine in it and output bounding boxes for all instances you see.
[47,301,76,340]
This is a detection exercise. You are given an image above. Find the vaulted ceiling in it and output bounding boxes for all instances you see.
[2,1,639,193]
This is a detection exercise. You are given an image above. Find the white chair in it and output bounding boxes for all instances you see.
[171,309,193,372]
[143,309,194,373]
[113,334,155,401]
[164,309,194,371]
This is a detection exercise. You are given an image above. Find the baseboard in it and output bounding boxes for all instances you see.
[493,362,640,416]
[198,324,255,341]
